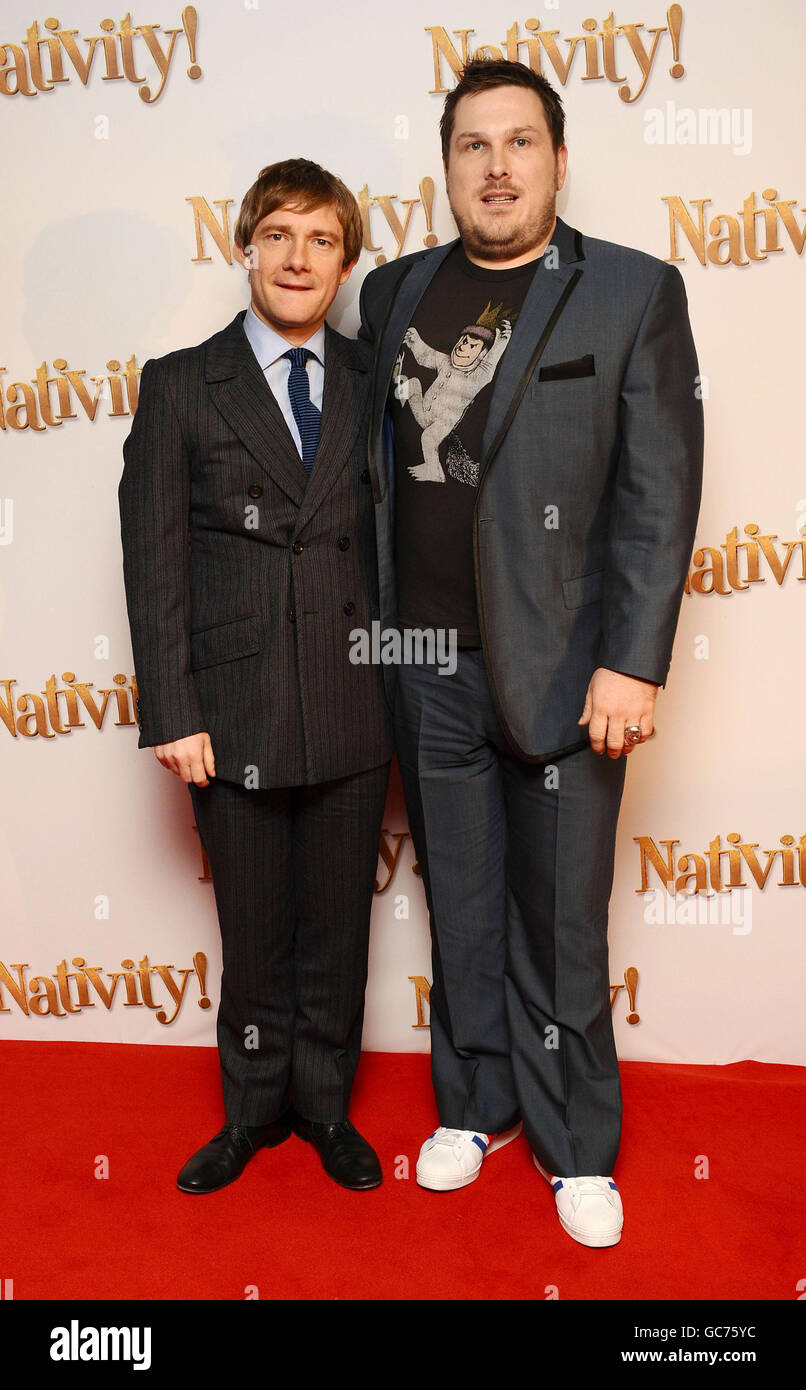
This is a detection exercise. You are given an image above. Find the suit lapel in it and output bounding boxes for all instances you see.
[480,217,585,469]
[295,325,368,529]
[206,311,308,505]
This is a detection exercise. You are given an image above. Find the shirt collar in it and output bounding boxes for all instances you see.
[243,303,326,370]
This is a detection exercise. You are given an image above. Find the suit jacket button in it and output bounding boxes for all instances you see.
[343,601,355,616]
[292,541,304,554]
[338,536,350,550]
[289,610,296,623]
[360,469,370,484]
[248,484,263,498]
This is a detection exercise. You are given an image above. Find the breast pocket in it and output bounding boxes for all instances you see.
[190,613,261,670]
[538,353,595,382]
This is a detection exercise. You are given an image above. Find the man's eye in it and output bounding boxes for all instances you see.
[467,141,483,151]
[513,138,529,147]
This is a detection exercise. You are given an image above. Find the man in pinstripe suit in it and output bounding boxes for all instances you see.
[118,160,393,1193]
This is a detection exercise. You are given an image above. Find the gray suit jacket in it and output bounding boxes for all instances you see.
[359,216,704,762]
[118,310,393,787]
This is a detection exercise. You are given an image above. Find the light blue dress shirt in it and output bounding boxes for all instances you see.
[242,303,325,457]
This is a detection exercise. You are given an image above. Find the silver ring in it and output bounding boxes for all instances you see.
[624,724,642,747]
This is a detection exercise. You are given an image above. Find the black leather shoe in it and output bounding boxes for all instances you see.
[291,1113,382,1190]
[177,1112,292,1194]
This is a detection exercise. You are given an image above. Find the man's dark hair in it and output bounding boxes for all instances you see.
[440,59,565,165]
[234,157,362,266]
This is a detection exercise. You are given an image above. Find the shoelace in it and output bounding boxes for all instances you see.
[563,1176,616,1210]
[429,1128,484,1149]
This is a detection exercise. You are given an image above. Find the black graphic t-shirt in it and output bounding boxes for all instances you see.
[390,243,541,646]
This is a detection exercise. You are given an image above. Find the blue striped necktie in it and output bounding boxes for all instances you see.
[284,347,321,475]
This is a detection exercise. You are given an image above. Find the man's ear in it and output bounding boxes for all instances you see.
[339,255,359,286]
[555,144,568,192]
[234,241,256,271]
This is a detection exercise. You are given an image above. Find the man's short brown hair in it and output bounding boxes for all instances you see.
[234,157,363,266]
[440,58,566,165]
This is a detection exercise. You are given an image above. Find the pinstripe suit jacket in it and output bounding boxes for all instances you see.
[118,310,393,788]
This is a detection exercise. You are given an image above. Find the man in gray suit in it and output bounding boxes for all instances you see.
[119,159,393,1194]
[359,60,703,1245]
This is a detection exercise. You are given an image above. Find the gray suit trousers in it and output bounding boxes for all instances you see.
[395,648,627,1176]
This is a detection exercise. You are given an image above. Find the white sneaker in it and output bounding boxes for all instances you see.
[533,1154,623,1247]
[416,1123,523,1191]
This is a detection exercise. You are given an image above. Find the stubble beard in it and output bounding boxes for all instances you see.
[449,183,558,263]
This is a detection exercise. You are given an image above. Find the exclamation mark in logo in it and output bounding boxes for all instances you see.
[419,178,439,248]
[1,1279,13,1300]
[183,5,202,79]
[194,951,212,1009]
[624,967,640,1024]
[191,819,212,881]
[667,4,684,77]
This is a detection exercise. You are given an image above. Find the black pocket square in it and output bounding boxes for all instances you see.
[538,353,595,381]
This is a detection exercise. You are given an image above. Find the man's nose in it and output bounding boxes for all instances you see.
[484,145,511,180]
[283,238,311,271]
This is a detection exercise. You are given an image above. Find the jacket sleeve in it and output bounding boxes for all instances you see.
[598,263,704,688]
[117,355,205,748]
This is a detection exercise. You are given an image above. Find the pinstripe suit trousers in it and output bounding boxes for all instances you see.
[188,762,390,1126]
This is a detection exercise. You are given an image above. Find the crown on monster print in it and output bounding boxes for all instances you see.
[461,300,519,344]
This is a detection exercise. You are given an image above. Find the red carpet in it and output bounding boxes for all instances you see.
[1,1042,803,1301]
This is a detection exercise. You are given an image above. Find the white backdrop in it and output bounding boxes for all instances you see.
[2,0,804,1064]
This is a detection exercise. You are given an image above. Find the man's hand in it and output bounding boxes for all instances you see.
[578,668,659,758]
[154,732,215,785]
